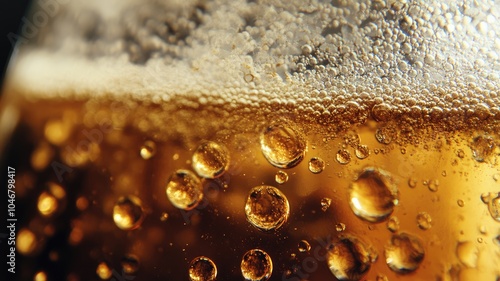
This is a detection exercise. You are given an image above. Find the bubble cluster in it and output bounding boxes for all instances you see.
[113,195,145,231]
[192,141,230,179]
[166,169,203,210]
[245,186,290,231]
[384,233,425,274]
[260,124,307,169]
[349,167,399,223]
[189,256,217,281]
[241,249,273,281]
[327,235,376,281]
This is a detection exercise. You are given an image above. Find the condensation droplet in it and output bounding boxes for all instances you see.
[336,149,351,164]
[17,228,37,255]
[189,256,217,281]
[260,123,307,168]
[192,141,230,178]
[336,223,346,232]
[245,186,290,231]
[327,235,376,281]
[480,192,500,221]
[298,240,311,252]
[471,135,495,162]
[160,212,169,221]
[241,249,273,281]
[321,198,332,212]
[349,167,399,222]
[166,169,203,210]
[121,254,140,274]
[113,195,145,231]
[457,199,465,207]
[275,171,289,184]
[456,241,478,268]
[384,233,425,273]
[416,212,432,230]
[355,145,370,159]
[308,157,325,174]
[387,217,400,233]
[96,262,112,280]
[140,140,157,159]
[34,271,48,281]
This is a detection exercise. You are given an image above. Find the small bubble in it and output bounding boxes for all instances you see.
[140,140,157,159]
[275,171,289,184]
[160,212,169,221]
[189,256,217,281]
[384,233,425,273]
[471,135,495,162]
[336,149,351,164]
[375,128,394,145]
[427,179,439,192]
[34,271,47,281]
[121,254,140,274]
[477,237,483,243]
[17,229,37,255]
[298,240,311,252]
[113,195,145,231]
[166,169,203,210]
[456,241,478,268]
[480,192,500,221]
[408,177,417,188]
[37,183,66,217]
[457,199,465,207]
[416,212,432,230]
[44,118,72,145]
[192,141,230,178]
[321,198,332,212]
[493,174,500,181]
[376,274,388,281]
[355,145,370,159]
[260,123,307,169]
[308,157,325,174]
[400,148,406,154]
[327,235,376,281]
[457,149,465,158]
[387,217,400,233]
[245,186,290,231]
[441,170,447,177]
[241,249,273,281]
[336,223,346,232]
[96,262,112,280]
[349,167,399,222]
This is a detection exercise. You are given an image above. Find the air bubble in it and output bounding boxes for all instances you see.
[387,217,399,233]
[140,140,157,159]
[384,233,425,273]
[37,183,66,217]
[321,198,332,212]
[34,271,47,281]
[192,141,230,178]
[355,145,370,159]
[113,195,145,231]
[336,223,346,232]
[408,177,417,188]
[327,235,376,281]
[189,256,217,281]
[275,171,289,184]
[457,199,465,207]
[416,212,432,230]
[166,169,203,210]
[241,249,273,281]
[160,212,169,221]
[480,192,500,221]
[471,135,495,162]
[456,241,478,268]
[245,186,290,231]
[121,254,140,274]
[96,262,112,280]
[336,149,351,164]
[349,167,399,222]
[260,123,307,168]
[308,157,325,173]
[298,240,311,252]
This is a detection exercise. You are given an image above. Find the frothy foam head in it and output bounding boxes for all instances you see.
[4,0,500,123]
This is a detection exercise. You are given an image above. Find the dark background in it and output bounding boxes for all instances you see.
[0,0,32,88]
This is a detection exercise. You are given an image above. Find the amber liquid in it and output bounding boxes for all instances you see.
[2,95,500,281]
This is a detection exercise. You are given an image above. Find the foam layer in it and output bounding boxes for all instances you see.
[4,0,500,117]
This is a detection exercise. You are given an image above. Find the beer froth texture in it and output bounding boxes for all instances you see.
[5,0,500,124]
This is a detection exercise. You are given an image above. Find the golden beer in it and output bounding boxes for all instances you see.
[1,0,499,280]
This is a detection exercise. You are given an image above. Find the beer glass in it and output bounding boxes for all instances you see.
[1,0,499,280]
